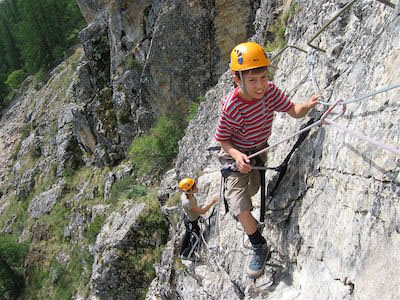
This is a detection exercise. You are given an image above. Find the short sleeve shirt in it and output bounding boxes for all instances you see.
[214,82,294,149]
[181,193,200,222]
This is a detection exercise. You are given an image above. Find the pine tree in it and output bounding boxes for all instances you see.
[0,0,85,90]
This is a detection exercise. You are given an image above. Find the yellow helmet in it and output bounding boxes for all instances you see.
[231,42,270,71]
[178,178,195,192]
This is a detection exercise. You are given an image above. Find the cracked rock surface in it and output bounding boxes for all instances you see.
[152,0,400,299]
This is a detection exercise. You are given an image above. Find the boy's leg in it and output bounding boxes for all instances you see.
[225,175,270,279]
[179,230,192,257]
[180,216,197,260]
[238,152,270,280]
[179,216,192,256]
[240,214,270,280]
[219,148,270,278]
[237,210,258,235]
[238,210,270,279]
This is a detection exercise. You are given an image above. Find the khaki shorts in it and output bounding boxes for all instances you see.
[219,145,268,217]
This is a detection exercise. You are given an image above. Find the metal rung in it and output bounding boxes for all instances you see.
[270,45,308,62]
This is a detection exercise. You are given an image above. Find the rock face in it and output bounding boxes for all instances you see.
[28,180,65,219]
[153,0,400,299]
[0,1,263,299]
[74,0,259,159]
[75,0,105,23]
[0,0,399,299]
[89,201,147,299]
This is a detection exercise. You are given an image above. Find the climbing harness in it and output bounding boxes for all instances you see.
[199,205,216,230]
[218,118,316,225]
[219,151,273,222]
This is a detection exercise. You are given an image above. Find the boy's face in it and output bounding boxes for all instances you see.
[235,70,269,100]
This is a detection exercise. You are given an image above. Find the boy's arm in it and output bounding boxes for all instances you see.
[190,196,218,215]
[218,140,252,174]
[287,94,320,118]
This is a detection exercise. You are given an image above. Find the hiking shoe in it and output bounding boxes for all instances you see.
[247,243,270,279]
[179,254,196,261]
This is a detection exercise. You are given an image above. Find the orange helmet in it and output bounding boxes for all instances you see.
[178,178,195,192]
[231,42,270,71]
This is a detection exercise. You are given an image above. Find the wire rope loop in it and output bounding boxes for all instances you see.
[330,102,347,122]
[310,49,325,103]
[320,99,346,125]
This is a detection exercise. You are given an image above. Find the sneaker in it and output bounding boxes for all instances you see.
[247,243,270,279]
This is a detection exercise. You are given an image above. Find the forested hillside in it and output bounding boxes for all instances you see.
[0,0,85,107]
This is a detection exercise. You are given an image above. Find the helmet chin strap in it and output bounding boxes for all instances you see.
[185,186,196,195]
[239,71,248,95]
[185,191,195,197]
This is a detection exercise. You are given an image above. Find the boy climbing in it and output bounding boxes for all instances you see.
[178,178,218,261]
[215,41,319,279]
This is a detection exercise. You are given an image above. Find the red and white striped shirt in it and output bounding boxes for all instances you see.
[214,82,293,149]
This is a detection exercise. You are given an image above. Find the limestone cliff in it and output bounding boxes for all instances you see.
[0,0,399,299]
[75,0,260,157]
[152,0,400,299]
[0,0,266,299]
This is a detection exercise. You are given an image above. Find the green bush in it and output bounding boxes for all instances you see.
[0,233,28,299]
[87,216,106,244]
[129,134,156,175]
[5,69,27,91]
[108,177,148,205]
[12,141,22,161]
[127,184,148,198]
[186,95,205,122]
[153,113,185,161]
[265,2,297,53]
[130,112,185,176]
[109,176,136,203]
[34,68,46,90]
